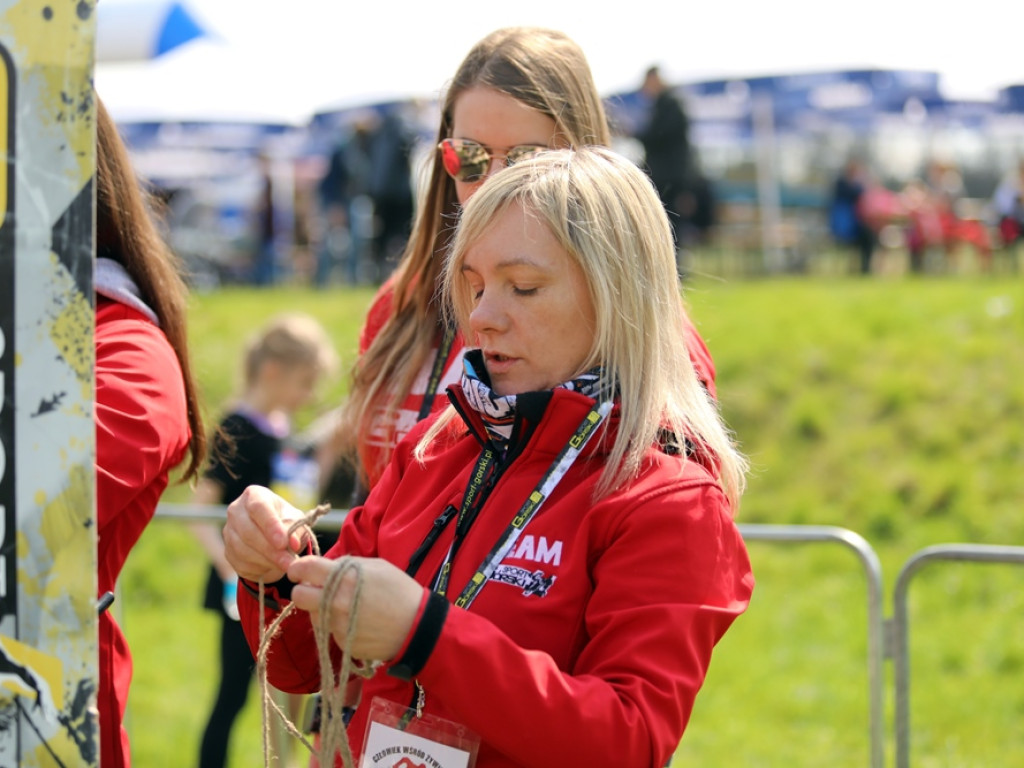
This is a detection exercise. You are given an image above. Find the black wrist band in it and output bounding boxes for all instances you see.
[387,591,449,681]
[239,575,295,612]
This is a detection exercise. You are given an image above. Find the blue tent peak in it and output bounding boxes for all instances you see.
[156,2,205,57]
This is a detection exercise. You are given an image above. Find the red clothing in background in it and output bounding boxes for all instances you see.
[356,276,717,487]
[95,298,190,768]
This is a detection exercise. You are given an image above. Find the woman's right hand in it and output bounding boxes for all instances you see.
[222,485,310,583]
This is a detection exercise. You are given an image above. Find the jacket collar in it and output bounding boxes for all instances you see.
[95,256,160,326]
[447,382,616,463]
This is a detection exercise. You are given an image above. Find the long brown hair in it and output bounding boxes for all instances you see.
[338,27,612,483]
[95,96,206,481]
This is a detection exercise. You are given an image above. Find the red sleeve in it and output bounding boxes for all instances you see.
[416,483,752,768]
[236,424,416,691]
[95,303,189,527]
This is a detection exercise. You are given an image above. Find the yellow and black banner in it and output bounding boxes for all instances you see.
[0,1,97,765]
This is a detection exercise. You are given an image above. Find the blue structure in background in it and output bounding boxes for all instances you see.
[608,69,950,142]
[111,68,1024,281]
[154,2,206,57]
[116,68,1020,175]
[97,0,208,63]
[997,85,1024,114]
[605,69,1024,209]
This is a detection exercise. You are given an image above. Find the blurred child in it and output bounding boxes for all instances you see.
[189,312,338,768]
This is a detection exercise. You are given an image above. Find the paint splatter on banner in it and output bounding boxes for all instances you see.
[0,1,97,765]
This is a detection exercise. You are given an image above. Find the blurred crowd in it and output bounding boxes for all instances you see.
[153,83,1024,288]
[828,155,1024,275]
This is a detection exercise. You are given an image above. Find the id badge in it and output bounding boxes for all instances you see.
[359,696,479,768]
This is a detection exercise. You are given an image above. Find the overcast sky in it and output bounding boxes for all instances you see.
[94,0,1024,123]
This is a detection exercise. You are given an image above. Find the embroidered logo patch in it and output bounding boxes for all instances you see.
[492,565,556,597]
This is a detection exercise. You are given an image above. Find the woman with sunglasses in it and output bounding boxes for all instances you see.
[324,26,718,502]
[224,146,752,768]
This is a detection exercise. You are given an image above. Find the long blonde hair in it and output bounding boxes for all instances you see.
[427,147,746,506]
[337,27,612,484]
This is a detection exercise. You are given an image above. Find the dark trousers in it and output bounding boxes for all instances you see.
[370,197,413,282]
[854,224,877,275]
[198,616,255,768]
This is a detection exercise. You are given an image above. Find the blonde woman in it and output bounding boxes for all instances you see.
[224,147,752,768]
[327,27,717,501]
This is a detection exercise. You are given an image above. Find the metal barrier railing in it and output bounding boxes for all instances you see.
[738,524,885,768]
[158,506,885,768]
[158,501,347,529]
[892,543,1024,768]
[158,505,1024,768]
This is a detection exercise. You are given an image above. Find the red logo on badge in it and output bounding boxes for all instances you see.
[394,758,426,768]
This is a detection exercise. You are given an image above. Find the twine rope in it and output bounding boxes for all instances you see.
[255,503,375,768]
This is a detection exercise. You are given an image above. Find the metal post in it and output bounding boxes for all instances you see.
[739,524,885,768]
[1,2,97,764]
[892,543,1024,768]
[751,93,785,273]
[157,502,348,531]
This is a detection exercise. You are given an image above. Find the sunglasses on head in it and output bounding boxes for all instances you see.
[438,138,546,182]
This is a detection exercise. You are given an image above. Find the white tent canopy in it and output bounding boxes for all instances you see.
[98,38,326,125]
[94,0,1024,127]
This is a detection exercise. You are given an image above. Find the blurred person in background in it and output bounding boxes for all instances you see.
[314,133,350,287]
[902,160,991,273]
[635,65,706,274]
[189,313,338,768]
[992,158,1024,255]
[94,94,206,768]
[901,177,944,273]
[316,117,377,286]
[251,152,278,285]
[829,156,880,274]
[366,107,416,284]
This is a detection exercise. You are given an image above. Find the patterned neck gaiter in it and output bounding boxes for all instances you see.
[460,352,604,453]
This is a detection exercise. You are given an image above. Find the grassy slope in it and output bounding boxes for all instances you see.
[675,276,1024,766]
[121,277,1024,767]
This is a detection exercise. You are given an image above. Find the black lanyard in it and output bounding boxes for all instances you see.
[430,445,497,595]
[395,398,611,731]
[415,324,457,422]
[433,400,612,608]
[403,446,497,578]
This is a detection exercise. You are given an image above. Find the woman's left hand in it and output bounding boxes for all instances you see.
[287,556,423,662]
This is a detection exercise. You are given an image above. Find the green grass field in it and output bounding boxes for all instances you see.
[121,269,1024,767]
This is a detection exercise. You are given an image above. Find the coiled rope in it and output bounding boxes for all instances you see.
[255,504,375,768]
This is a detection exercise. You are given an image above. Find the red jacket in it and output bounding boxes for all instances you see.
[95,298,190,768]
[356,278,718,487]
[242,384,752,768]
[356,279,468,488]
